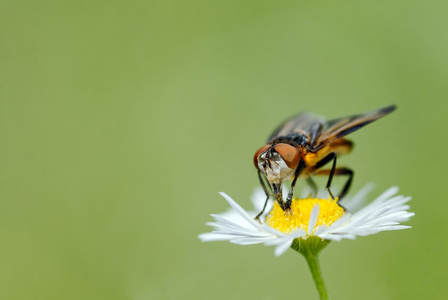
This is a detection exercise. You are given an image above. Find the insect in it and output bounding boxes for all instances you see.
[253,105,396,220]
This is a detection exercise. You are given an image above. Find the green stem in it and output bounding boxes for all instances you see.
[303,249,328,300]
[291,237,330,300]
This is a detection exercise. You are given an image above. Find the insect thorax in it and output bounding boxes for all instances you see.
[271,132,309,148]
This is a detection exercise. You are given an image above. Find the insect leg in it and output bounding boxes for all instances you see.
[255,170,273,221]
[315,167,354,201]
[312,152,337,200]
[306,177,318,196]
[326,153,337,200]
[336,168,353,200]
[285,160,305,211]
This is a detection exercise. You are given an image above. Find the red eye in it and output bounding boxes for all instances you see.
[253,144,271,169]
[274,144,300,169]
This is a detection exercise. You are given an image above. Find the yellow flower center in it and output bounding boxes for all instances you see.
[266,197,345,234]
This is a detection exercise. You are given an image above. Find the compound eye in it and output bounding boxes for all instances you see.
[274,144,300,169]
[253,144,271,169]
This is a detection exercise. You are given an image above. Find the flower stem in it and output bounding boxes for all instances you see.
[303,250,328,300]
[291,237,330,300]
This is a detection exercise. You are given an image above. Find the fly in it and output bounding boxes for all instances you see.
[253,105,396,220]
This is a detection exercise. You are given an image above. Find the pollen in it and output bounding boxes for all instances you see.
[266,197,345,234]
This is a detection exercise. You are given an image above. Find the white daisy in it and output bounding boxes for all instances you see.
[199,185,414,257]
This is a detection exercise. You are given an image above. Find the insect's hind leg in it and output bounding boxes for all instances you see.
[306,177,318,197]
[313,152,337,200]
[326,153,337,200]
[336,168,353,200]
[255,170,273,221]
[314,167,354,201]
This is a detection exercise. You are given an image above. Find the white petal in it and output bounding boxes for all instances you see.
[219,192,264,230]
[200,185,413,256]
[251,187,269,211]
[308,204,320,235]
[198,233,238,241]
[373,186,400,204]
[274,238,295,257]
[313,225,328,236]
[230,236,277,245]
[343,182,374,211]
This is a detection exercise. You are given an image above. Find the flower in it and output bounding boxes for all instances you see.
[199,185,414,257]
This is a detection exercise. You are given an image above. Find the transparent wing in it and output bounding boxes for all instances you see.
[267,112,325,145]
[311,105,396,151]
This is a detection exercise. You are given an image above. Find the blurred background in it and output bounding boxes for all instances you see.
[1,0,446,299]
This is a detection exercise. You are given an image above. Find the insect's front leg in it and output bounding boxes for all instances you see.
[285,160,305,212]
[272,183,285,211]
[255,170,273,222]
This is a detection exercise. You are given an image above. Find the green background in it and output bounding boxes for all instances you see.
[1,1,446,299]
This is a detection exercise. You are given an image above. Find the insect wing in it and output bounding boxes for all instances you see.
[311,105,396,151]
[267,112,325,145]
